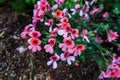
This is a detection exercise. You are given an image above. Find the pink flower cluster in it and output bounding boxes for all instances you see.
[99,54,120,79]
[45,16,86,69]
[21,0,50,52]
[71,0,101,20]
[33,0,50,22]
[108,31,119,42]
[95,30,119,43]
[21,0,112,69]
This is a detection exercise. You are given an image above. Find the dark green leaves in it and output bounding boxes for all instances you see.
[25,0,37,5]
[0,0,5,3]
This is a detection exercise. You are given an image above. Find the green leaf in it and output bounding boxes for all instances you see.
[25,0,31,4]
[112,3,120,13]
[11,0,26,12]
[0,0,5,3]
[32,0,36,4]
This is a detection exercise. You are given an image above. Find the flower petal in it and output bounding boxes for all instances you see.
[67,58,71,65]
[53,61,57,69]
[69,56,75,61]
[47,60,53,66]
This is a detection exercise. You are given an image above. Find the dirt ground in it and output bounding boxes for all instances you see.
[0,6,101,80]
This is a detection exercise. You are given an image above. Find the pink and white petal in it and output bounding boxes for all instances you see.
[52,4,58,10]
[68,48,75,54]
[74,50,81,56]
[53,61,57,69]
[46,48,50,53]
[76,34,79,38]
[99,72,104,79]
[69,56,75,61]
[58,30,65,36]
[47,60,53,66]
[67,13,72,18]
[49,27,52,32]
[67,59,72,65]
[62,46,67,51]
[63,32,68,38]
[84,36,90,43]
[59,43,64,48]
[44,22,49,26]
[61,53,66,60]
[74,51,78,56]
[32,47,37,52]
[28,45,33,49]
[79,10,83,16]
[70,9,76,15]
[27,38,32,44]
[36,45,41,51]
[49,47,54,54]
[52,12,56,17]
[44,44,50,49]
[68,41,75,48]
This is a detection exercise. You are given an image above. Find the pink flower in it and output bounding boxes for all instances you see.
[90,0,96,5]
[44,38,56,54]
[28,38,41,52]
[63,8,72,18]
[81,29,90,43]
[24,25,32,32]
[112,54,120,64]
[84,1,90,12]
[45,19,54,26]
[57,22,71,37]
[32,19,37,25]
[21,24,35,39]
[33,0,50,22]
[82,29,88,35]
[108,31,119,42]
[103,12,109,18]
[61,51,75,65]
[73,44,85,56]
[58,29,69,38]
[107,64,120,70]
[60,17,69,23]
[33,9,44,21]
[50,28,58,37]
[23,24,35,32]
[109,70,120,78]
[90,8,101,15]
[99,72,109,79]
[53,9,64,19]
[70,29,79,39]
[45,19,54,32]
[99,54,120,79]
[59,37,75,51]
[21,31,27,40]
[48,38,56,46]
[71,4,81,15]
[75,4,80,10]
[51,4,58,10]
[28,31,41,38]
[96,36,103,43]
[44,44,54,53]
[54,0,65,5]
[47,54,60,69]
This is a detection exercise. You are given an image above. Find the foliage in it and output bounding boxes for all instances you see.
[0,0,37,12]
[19,0,120,79]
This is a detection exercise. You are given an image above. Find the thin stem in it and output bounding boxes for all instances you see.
[29,58,34,80]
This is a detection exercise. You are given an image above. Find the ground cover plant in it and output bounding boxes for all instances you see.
[20,0,120,79]
[0,0,120,80]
